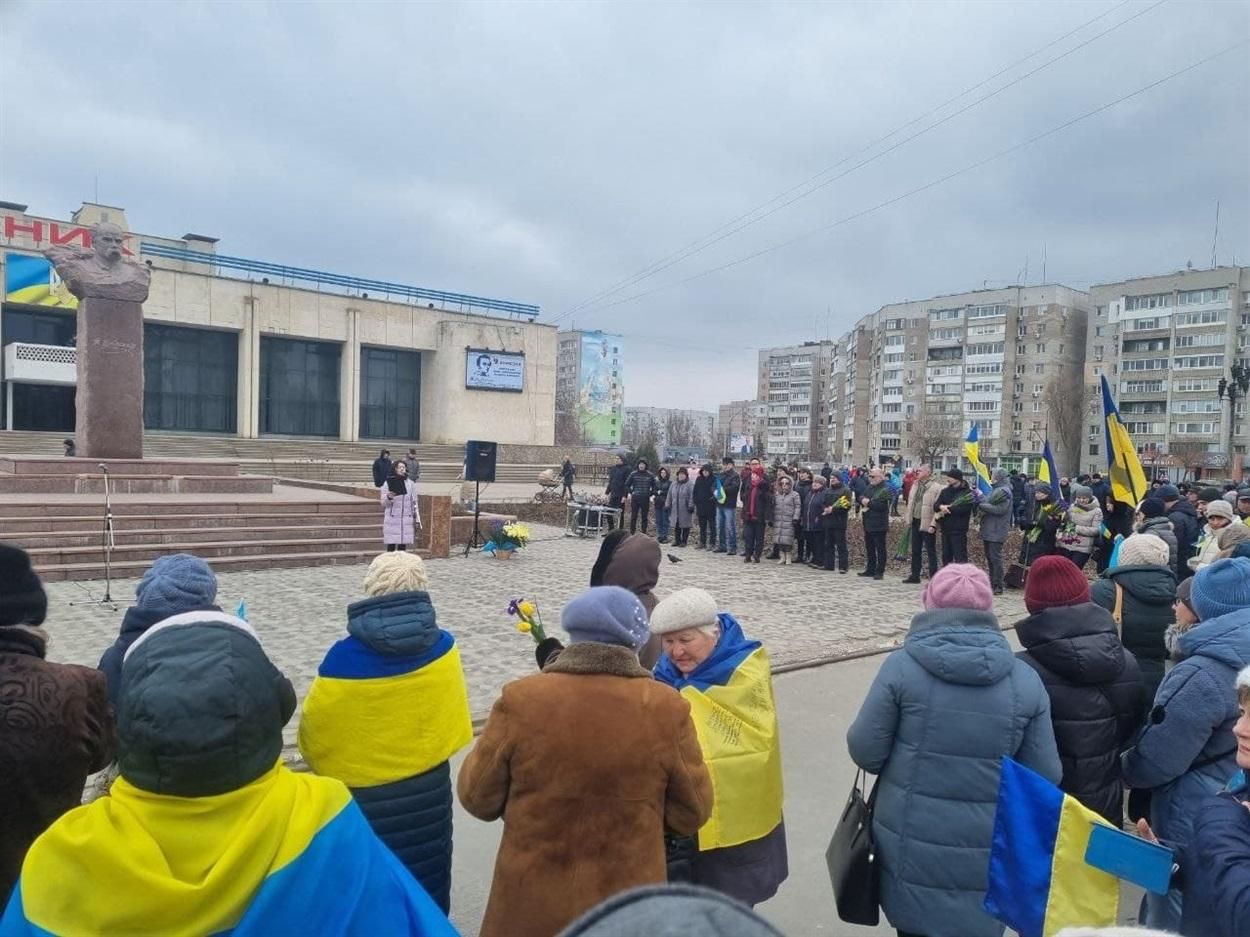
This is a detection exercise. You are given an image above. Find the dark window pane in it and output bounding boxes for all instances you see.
[142,323,238,433]
[260,336,341,436]
[359,346,420,440]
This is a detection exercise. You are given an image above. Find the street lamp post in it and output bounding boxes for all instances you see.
[1217,364,1250,481]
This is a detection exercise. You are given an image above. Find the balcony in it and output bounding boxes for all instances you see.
[3,343,77,385]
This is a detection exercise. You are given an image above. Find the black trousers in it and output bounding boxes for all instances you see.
[984,538,1005,590]
[864,529,886,575]
[794,523,808,561]
[805,530,823,566]
[562,480,574,497]
[742,519,766,559]
[674,526,690,546]
[698,514,715,546]
[942,529,968,565]
[825,527,848,570]
[909,519,938,579]
[385,543,408,552]
[1059,547,1090,570]
[607,495,623,530]
[629,496,650,534]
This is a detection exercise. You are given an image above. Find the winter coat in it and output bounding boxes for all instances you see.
[1091,478,1111,506]
[297,590,473,913]
[560,461,576,482]
[1064,501,1104,554]
[976,482,1013,543]
[823,484,851,531]
[862,481,891,533]
[770,490,801,546]
[666,479,696,527]
[1090,563,1176,705]
[626,470,656,501]
[457,642,714,937]
[795,478,813,517]
[1138,516,1179,570]
[371,456,392,487]
[848,608,1061,937]
[906,476,939,529]
[1025,500,1062,563]
[1011,476,1030,524]
[693,469,717,519]
[403,456,421,479]
[381,479,419,546]
[98,603,217,707]
[1015,603,1144,823]
[606,462,631,500]
[1168,499,1200,573]
[1179,773,1250,937]
[740,475,772,523]
[653,475,672,509]
[934,482,974,534]
[718,469,742,510]
[1121,607,1250,849]
[803,488,830,532]
[0,627,115,903]
[1188,528,1224,571]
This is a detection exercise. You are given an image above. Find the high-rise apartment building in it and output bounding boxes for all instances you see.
[1084,266,1249,478]
[623,406,715,453]
[758,341,835,460]
[555,329,624,446]
[713,399,766,457]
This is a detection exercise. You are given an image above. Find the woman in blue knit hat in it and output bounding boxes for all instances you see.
[1123,557,1250,931]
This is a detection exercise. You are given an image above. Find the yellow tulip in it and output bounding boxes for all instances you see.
[516,620,532,633]
[518,600,536,618]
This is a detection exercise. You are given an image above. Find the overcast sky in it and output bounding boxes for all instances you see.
[2,0,1247,412]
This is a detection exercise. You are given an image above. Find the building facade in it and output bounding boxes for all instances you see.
[757,341,835,460]
[622,406,715,454]
[1084,266,1249,479]
[555,329,624,446]
[713,399,766,458]
[0,201,556,445]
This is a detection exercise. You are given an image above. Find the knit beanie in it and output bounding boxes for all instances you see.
[1071,484,1093,501]
[561,586,651,650]
[1205,499,1236,521]
[1118,533,1170,568]
[362,551,430,596]
[992,467,1008,484]
[1024,556,1091,614]
[0,543,47,627]
[1190,557,1250,620]
[1217,522,1250,552]
[1175,577,1195,616]
[1138,499,1166,519]
[1158,484,1180,502]
[922,563,993,612]
[650,588,720,636]
[1198,486,1224,503]
[135,554,218,614]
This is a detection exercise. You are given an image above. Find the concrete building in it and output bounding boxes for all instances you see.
[622,406,715,455]
[0,200,556,445]
[758,341,835,461]
[713,399,766,458]
[555,329,624,446]
[1084,266,1249,480]
[830,285,1089,472]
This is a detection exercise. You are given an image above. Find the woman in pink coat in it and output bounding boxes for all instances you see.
[381,460,421,551]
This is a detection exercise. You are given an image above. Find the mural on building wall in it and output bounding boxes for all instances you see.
[578,330,623,445]
[4,253,78,308]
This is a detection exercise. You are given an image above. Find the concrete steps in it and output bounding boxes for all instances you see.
[2,511,377,534]
[39,548,384,582]
[18,524,380,549]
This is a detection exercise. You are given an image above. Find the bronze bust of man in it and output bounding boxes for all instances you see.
[45,221,150,303]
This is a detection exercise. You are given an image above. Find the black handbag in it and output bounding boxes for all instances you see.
[825,769,881,926]
[665,833,698,883]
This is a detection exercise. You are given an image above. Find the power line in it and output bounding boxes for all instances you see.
[575,41,1246,316]
[553,0,1161,323]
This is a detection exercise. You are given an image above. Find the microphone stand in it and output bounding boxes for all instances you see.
[70,462,118,611]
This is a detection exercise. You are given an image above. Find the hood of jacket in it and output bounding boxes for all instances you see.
[1176,606,1250,670]
[1169,499,1198,522]
[1105,563,1177,602]
[601,534,661,614]
[346,590,440,657]
[904,608,1014,686]
[1139,516,1174,536]
[1015,602,1127,684]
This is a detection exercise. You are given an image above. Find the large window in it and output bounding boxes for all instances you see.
[360,347,421,440]
[143,324,238,433]
[2,306,76,347]
[259,336,341,436]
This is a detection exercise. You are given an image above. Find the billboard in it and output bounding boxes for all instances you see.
[465,349,525,392]
[578,331,623,445]
[728,433,754,456]
[4,253,78,308]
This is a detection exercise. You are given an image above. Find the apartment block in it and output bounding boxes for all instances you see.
[757,341,835,461]
[622,406,715,453]
[1084,266,1249,478]
[713,399,766,457]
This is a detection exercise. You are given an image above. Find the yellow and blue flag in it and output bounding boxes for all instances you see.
[1101,375,1148,507]
[653,614,784,851]
[984,758,1118,937]
[1038,440,1062,501]
[964,425,992,496]
[1,766,457,936]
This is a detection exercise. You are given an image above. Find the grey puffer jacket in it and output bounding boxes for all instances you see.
[770,490,801,547]
[847,609,1061,937]
[1064,501,1104,554]
[976,483,1013,543]
[665,479,696,527]
[1137,516,1178,570]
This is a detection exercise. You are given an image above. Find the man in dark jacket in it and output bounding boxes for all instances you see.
[693,464,718,550]
[372,449,392,487]
[605,455,631,531]
[1089,472,1111,507]
[934,468,974,566]
[802,476,829,568]
[859,468,890,579]
[0,545,116,904]
[820,462,833,483]
[823,477,851,572]
[1016,557,1144,823]
[978,468,1014,595]
[716,458,741,555]
[624,460,656,535]
[1161,484,1199,579]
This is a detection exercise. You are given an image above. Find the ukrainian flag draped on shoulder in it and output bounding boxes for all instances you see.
[984,758,1118,937]
[299,628,472,788]
[964,425,992,496]
[653,614,783,851]
[1,766,457,936]
[1101,375,1148,506]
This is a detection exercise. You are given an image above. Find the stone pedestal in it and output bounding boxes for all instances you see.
[75,296,145,459]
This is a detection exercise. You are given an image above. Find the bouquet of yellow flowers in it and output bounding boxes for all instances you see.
[484,520,532,552]
[832,494,852,511]
[507,597,547,643]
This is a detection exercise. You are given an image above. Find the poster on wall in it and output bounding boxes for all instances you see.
[578,330,623,446]
[729,433,754,456]
[465,349,525,392]
[4,253,79,308]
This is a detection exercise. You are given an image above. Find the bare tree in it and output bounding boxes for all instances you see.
[910,407,962,465]
[665,410,697,448]
[1043,376,1085,474]
[1169,440,1208,481]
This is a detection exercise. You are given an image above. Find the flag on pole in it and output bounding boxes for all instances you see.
[964,425,992,496]
[1038,440,1062,501]
[1101,375,1149,507]
[983,758,1120,937]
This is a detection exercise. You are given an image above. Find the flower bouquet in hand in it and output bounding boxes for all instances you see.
[483,520,532,553]
[1027,501,1064,542]
[832,493,852,511]
[936,490,977,521]
[507,598,547,643]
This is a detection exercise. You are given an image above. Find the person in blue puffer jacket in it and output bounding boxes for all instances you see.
[298,551,472,913]
[1122,557,1250,933]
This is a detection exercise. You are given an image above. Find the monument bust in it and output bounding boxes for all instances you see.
[45,222,150,303]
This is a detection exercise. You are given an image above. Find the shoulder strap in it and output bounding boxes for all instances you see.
[1112,583,1125,631]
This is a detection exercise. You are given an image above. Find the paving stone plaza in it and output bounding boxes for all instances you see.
[44,523,1028,739]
